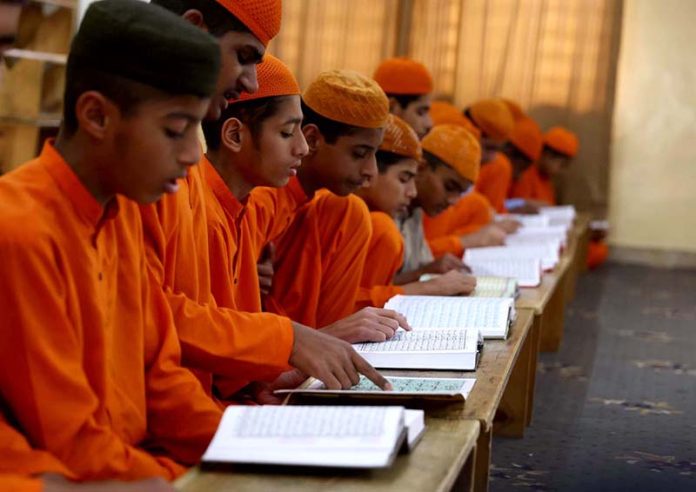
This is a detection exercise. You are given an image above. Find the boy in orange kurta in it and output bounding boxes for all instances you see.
[198,56,393,397]
[141,2,391,397]
[355,115,477,309]
[373,57,434,139]
[256,70,411,333]
[0,0,223,481]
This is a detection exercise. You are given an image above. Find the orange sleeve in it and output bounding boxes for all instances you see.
[475,153,513,213]
[423,192,493,257]
[139,194,294,385]
[141,266,223,467]
[509,165,555,204]
[510,166,537,200]
[427,234,465,258]
[0,235,182,481]
[0,476,42,492]
[0,414,74,481]
[356,212,406,309]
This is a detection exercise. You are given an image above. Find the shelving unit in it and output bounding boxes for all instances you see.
[0,0,76,173]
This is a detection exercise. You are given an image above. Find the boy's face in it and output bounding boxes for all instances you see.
[232,96,308,189]
[357,158,418,218]
[414,161,471,216]
[0,3,22,60]
[539,147,567,177]
[306,126,384,196]
[108,95,210,204]
[207,30,264,120]
[481,135,504,164]
[391,94,432,139]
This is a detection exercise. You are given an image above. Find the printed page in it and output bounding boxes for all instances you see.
[353,328,476,353]
[203,405,404,468]
[384,295,513,331]
[464,244,558,270]
[277,375,476,398]
[469,259,541,287]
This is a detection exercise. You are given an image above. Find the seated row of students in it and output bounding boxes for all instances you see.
[0,0,598,489]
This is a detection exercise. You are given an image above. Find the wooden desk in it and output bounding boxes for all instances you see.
[380,309,535,492]
[564,213,591,302]
[175,418,480,492]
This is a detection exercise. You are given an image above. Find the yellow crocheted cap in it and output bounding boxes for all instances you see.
[302,69,390,129]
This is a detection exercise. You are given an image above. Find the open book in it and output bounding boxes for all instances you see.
[202,405,424,469]
[539,205,576,228]
[466,259,541,288]
[499,213,551,228]
[464,243,559,270]
[384,295,515,339]
[353,328,480,370]
[276,375,476,401]
[508,224,568,246]
[419,274,519,298]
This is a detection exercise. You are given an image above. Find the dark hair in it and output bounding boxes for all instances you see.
[376,150,410,173]
[388,93,423,110]
[503,142,532,164]
[62,68,171,135]
[202,95,290,151]
[150,0,250,37]
[300,100,360,144]
[422,149,448,170]
[542,145,571,159]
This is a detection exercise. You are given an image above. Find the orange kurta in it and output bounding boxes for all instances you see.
[356,212,406,309]
[475,152,513,213]
[0,143,221,481]
[202,158,304,397]
[0,413,74,491]
[259,186,373,328]
[423,191,494,257]
[509,164,555,205]
[138,161,294,399]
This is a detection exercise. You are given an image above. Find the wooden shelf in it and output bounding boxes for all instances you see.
[0,113,62,128]
[31,0,77,9]
[3,48,67,65]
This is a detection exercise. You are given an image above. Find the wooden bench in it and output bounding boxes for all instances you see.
[175,418,480,492]
[374,309,535,492]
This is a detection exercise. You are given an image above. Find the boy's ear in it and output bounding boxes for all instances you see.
[417,159,429,173]
[301,124,322,155]
[388,97,401,116]
[75,90,111,141]
[181,9,208,31]
[221,118,245,152]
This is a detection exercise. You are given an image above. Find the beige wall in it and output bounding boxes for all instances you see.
[609,0,696,253]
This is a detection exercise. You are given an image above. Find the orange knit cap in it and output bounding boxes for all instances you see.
[217,0,282,47]
[430,101,481,140]
[380,114,422,161]
[422,124,481,182]
[229,54,299,104]
[510,117,544,161]
[501,98,526,122]
[468,99,514,141]
[303,69,390,129]
[373,57,434,95]
[544,126,579,157]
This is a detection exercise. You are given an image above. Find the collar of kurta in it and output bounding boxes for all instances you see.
[201,155,246,220]
[286,175,309,203]
[40,140,120,230]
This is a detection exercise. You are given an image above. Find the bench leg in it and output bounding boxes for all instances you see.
[473,426,492,492]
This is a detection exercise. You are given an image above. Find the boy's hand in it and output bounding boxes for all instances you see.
[289,323,392,390]
[423,253,467,274]
[424,270,477,296]
[461,224,506,248]
[496,218,522,234]
[257,242,276,297]
[320,307,410,343]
